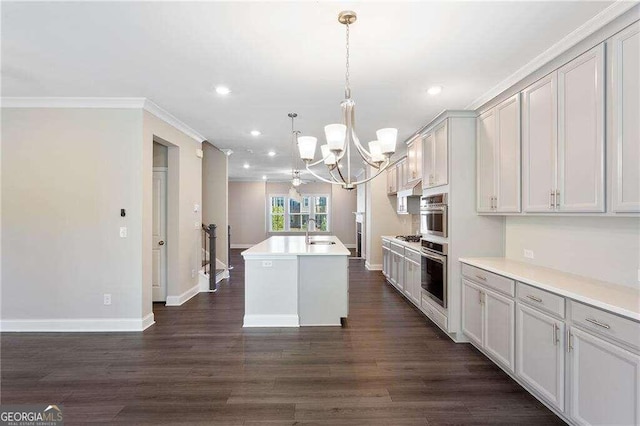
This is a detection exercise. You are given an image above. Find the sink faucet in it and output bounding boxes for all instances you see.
[306,218,317,244]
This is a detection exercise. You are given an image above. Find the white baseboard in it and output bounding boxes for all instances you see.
[243,314,299,327]
[1,314,155,332]
[165,283,200,306]
[231,244,253,249]
[365,262,382,271]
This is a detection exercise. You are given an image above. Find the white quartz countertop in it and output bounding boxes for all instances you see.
[459,257,640,322]
[242,235,351,257]
[381,236,422,252]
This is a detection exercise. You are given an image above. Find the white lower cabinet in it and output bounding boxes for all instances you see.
[462,263,640,426]
[404,257,421,305]
[568,327,640,426]
[390,250,404,291]
[382,246,390,278]
[516,303,565,411]
[462,278,514,372]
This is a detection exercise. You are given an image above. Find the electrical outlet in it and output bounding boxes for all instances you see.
[104,294,112,305]
[119,227,127,238]
[194,221,200,230]
[523,249,534,259]
[191,269,196,278]
[262,261,273,267]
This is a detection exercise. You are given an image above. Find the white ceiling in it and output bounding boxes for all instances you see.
[1,1,612,181]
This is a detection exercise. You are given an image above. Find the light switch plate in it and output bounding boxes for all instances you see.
[194,222,200,230]
[119,227,127,238]
[104,294,112,305]
[523,249,534,259]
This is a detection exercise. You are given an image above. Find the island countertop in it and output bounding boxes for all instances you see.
[242,235,351,257]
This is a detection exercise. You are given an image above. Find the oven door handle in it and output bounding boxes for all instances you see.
[420,206,446,213]
[421,252,446,263]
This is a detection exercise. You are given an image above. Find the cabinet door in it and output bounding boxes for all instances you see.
[414,137,422,183]
[516,303,565,411]
[422,132,435,189]
[407,139,421,183]
[433,121,448,187]
[569,327,640,426]
[522,73,558,212]
[477,109,496,212]
[396,254,405,291]
[387,168,395,194]
[389,252,397,286]
[496,94,521,213]
[408,261,422,307]
[382,247,389,277]
[403,259,413,298]
[483,288,515,372]
[462,279,484,346]
[611,22,640,212]
[557,43,605,212]
[399,159,407,191]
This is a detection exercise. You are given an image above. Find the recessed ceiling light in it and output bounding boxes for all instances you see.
[215,85,231,95]
[262,175,267,180]
[268,150,276,157]
[251,130,261,136]
[243,163,250,169]
[427,85,442,95]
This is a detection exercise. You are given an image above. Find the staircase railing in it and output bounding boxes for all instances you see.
[202,224,217,291]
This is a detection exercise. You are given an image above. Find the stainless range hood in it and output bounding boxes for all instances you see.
[396,180,422,214]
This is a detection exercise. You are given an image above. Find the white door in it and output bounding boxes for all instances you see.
[152,170,167,302]
[557,43,605,212]
[462,279,484,346]
[477,109,496,212]
[495,94,521,213]
[409,260,421,306]
[433,120,448,187]
[568,327,640,426]
[611,22,640,212]
[483,288,515,372]
[422,132,435,189]
[522,73,558,212]
[516,303,565,411]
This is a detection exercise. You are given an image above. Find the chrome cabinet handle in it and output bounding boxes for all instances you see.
[566,329,572,352]
[479,290,483,305]
[526,295,542,303]
[475,275,487,282]
[550,190,555,209]
[555,190,560,208]
[553,323,560,345]
[585,318,610,329]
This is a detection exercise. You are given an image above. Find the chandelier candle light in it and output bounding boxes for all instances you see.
[295,10,398,190]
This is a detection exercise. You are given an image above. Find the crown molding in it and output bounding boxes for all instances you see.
[142,99,205,143]
[1,96,206,143]
[466,1,639,111]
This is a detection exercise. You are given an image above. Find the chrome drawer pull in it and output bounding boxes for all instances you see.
[475,275,487,281]
[526,295,543,303]
[585,318,611,329]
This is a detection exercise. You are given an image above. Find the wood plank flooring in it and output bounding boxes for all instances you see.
[1,250,564,425]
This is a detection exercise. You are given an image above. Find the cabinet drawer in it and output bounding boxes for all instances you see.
[382,239,390,248]
[570,300,640,351]
[517,282,565,319]
[422,294,448,330]
[390,242,404,254]
[462,264,515,297]
[405,248,421,263]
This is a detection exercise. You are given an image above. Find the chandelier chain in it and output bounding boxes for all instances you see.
[345,23,350,98]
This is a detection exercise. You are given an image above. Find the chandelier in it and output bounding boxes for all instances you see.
[295,10,398,190]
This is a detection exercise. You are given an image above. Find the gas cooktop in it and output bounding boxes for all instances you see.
[395,235,422,243]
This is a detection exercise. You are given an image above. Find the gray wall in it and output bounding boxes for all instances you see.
[505,216,640,288]
[202,142,229,265]
[227,180,357,247]
[2,108,144,321]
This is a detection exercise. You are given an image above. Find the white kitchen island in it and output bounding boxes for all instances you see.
[241,235,350,327]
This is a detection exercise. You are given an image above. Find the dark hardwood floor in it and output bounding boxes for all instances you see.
[1,250,563,425]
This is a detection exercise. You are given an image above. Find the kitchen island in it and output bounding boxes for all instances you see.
[241,235,350,327]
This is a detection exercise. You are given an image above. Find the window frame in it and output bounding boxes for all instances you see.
[267,193,331,233]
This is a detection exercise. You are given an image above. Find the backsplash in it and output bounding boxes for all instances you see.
[505,216,640,288]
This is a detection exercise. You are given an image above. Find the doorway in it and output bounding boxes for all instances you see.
[152,168,167,302]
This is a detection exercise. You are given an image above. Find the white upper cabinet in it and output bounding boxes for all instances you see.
[422,120,448,189]
[521,43,605,213]
[557,43,605,212]
[476,94,521,213]
[407,136,422,184]
[610,22,640,213]
[477,109,496,212]
[522,73,558,212]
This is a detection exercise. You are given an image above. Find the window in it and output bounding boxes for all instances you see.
[268,194,330,232]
